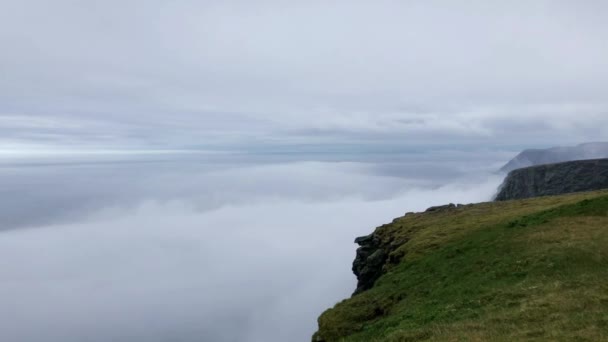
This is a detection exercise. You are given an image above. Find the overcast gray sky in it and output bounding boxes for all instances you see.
[1,0,607,152]
[3,4,607,340]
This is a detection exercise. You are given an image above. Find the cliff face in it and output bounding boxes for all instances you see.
[352,233,387,295]
[495,158,608,201]
[499,142,608,173]
[351,204,457,295]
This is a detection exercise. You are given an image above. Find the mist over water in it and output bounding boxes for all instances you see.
[0,151,505,342]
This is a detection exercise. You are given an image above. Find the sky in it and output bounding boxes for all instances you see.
[1,2,608,342]
[1,0,607,152]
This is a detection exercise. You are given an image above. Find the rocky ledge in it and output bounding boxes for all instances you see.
[352,233,386,295]
[352,204,459,295]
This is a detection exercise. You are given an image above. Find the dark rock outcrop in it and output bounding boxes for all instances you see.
[352,204,457,295]
[495,158,608,201]
[500,142,608,173]
[352,233,387,295]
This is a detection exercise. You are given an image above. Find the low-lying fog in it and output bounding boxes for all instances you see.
[0,151,507,342]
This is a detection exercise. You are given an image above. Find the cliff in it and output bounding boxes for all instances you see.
[499,142,608,173]
[351,204,458,295]
[495,158,608,201]
[313,190,608,341]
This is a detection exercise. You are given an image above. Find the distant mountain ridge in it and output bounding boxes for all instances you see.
[500,142,608,173]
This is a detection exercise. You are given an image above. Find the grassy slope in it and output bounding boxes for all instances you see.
[315,190,608,341]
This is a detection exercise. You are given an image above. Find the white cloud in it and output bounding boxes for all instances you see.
[0,160,503,342]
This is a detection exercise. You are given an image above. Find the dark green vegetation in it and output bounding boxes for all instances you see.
[314,190,608,341]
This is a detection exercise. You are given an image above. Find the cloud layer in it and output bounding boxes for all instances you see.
[0,158,502,342]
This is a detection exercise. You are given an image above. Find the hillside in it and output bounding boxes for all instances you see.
[313,190,608,341]
[500,142,608,173]
[496,158,608,201]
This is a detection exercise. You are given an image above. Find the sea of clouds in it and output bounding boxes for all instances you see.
[0,152,506,341]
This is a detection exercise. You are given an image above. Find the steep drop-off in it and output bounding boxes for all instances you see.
[313,190,608,341]
[495,158,608,201]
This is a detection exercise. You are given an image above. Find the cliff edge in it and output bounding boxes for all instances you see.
[495,158,608,201]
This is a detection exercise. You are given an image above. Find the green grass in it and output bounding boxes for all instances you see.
[314,190,608,341]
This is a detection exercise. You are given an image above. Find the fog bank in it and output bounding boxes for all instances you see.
[0,157,502,341]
